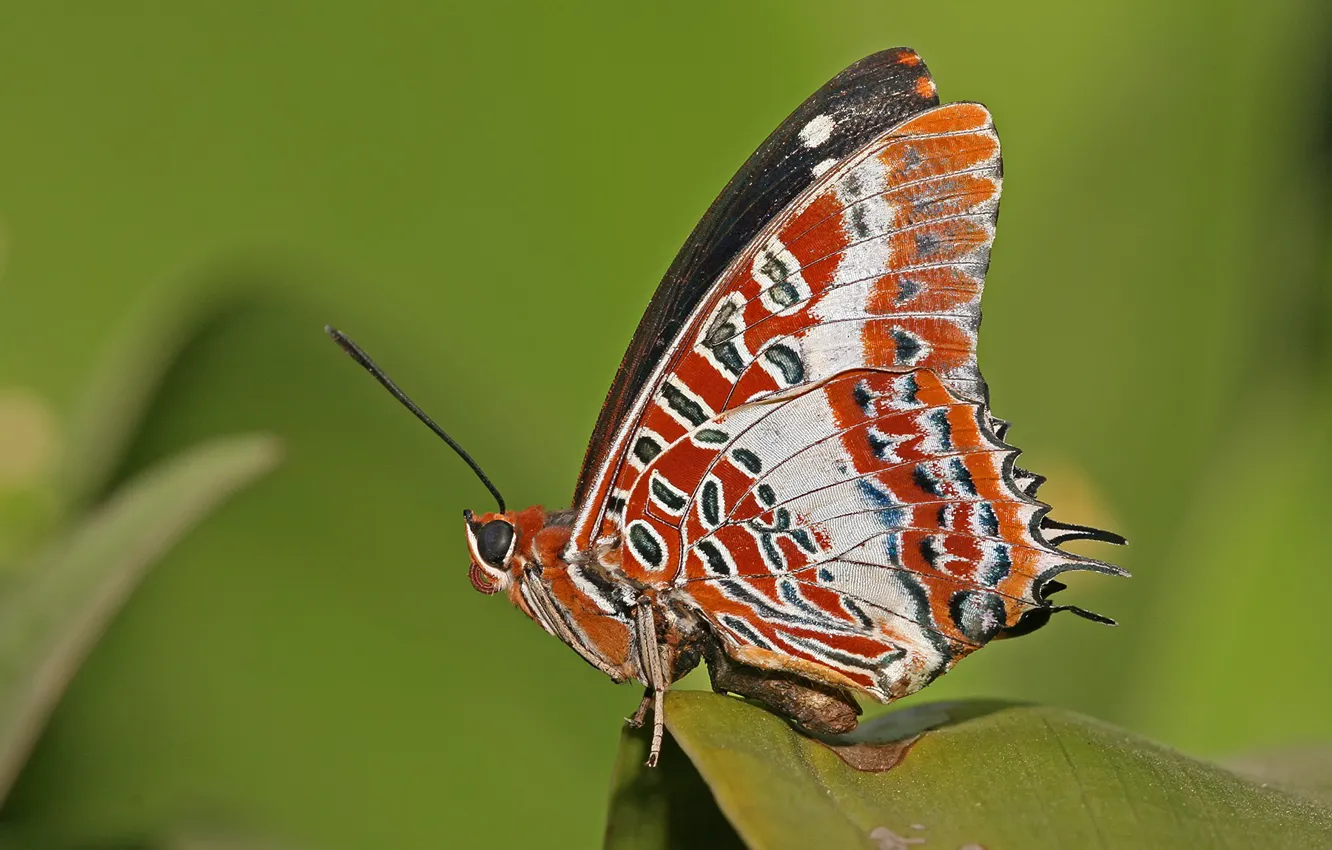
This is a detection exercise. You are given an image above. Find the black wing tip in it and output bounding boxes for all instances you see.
[862,46,924,65]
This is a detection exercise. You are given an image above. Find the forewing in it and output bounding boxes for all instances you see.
[618,369,1124,701]
[573,98,1002,551]
[574,48,941,511]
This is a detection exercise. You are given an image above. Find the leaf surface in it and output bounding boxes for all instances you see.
[607,692,1332,850]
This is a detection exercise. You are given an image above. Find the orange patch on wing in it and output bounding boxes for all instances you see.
[639,403,687,446]
[894,49,922,67]
[889,217,992,269]
[823,372,871,431]
[726,361,783,408]
[782,191,844,245]
[890,171,1000,226]
[915,75,937,98]
[676,349,735,412]
[863,268,981,316]
[861,317,974,372]
[895,102,991,136]
[903,370,959,406]
[784,212,853,271]
[879,133,999,187]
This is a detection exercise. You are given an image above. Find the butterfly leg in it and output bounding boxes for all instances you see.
[706,645,861,735]
[648,688,665,767]
[634,598,668,766]
[627,688,652,728]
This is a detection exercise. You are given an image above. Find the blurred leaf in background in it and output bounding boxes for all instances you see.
[0,1,1329,848]
[0,281,283,845]
[0,432,281,795]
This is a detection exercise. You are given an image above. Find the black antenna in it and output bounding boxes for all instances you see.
[325,326,507,514]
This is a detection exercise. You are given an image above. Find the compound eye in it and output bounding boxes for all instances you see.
[476,520,515,566]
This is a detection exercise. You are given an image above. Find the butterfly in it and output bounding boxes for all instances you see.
[328,47,1126,766]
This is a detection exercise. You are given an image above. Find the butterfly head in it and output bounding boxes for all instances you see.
[463,508,527,595]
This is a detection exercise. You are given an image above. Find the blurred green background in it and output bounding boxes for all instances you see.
[1,1,1329,848]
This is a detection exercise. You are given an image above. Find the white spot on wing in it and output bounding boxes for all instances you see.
[798,113,835,148]
[811,156,838,177]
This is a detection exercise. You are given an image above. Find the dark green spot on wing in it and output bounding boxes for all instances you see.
[701,480,722,527]
[650,475,687,512]
[634,436,662,465]
[764,344,805,384]
[661,382,709,426]
[628,522,664,569]
[731,448,763,474]
[695,428,730,444]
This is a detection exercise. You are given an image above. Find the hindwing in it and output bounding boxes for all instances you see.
[620,369,1123,700]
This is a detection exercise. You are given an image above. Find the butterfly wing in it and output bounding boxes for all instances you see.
[618,368,1123,699]
[571,54,1123,703]
[574,48,940,511]
[573,97,1004,551]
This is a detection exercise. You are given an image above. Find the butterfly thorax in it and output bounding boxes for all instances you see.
[463,505,704,687]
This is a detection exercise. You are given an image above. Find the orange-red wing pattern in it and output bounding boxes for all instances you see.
[573,48,941,511]
[562,96,1126,705]
[344,49,1128,766]
[618,369,1121,699]
[574,102,1002,555]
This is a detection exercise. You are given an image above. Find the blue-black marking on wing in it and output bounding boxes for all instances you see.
[574,48,940,505]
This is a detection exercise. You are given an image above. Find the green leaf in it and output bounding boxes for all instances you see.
[604,713,744,850]
[607,692,1332,850]
[1226,745,1332,807]
[0,434,282,800]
